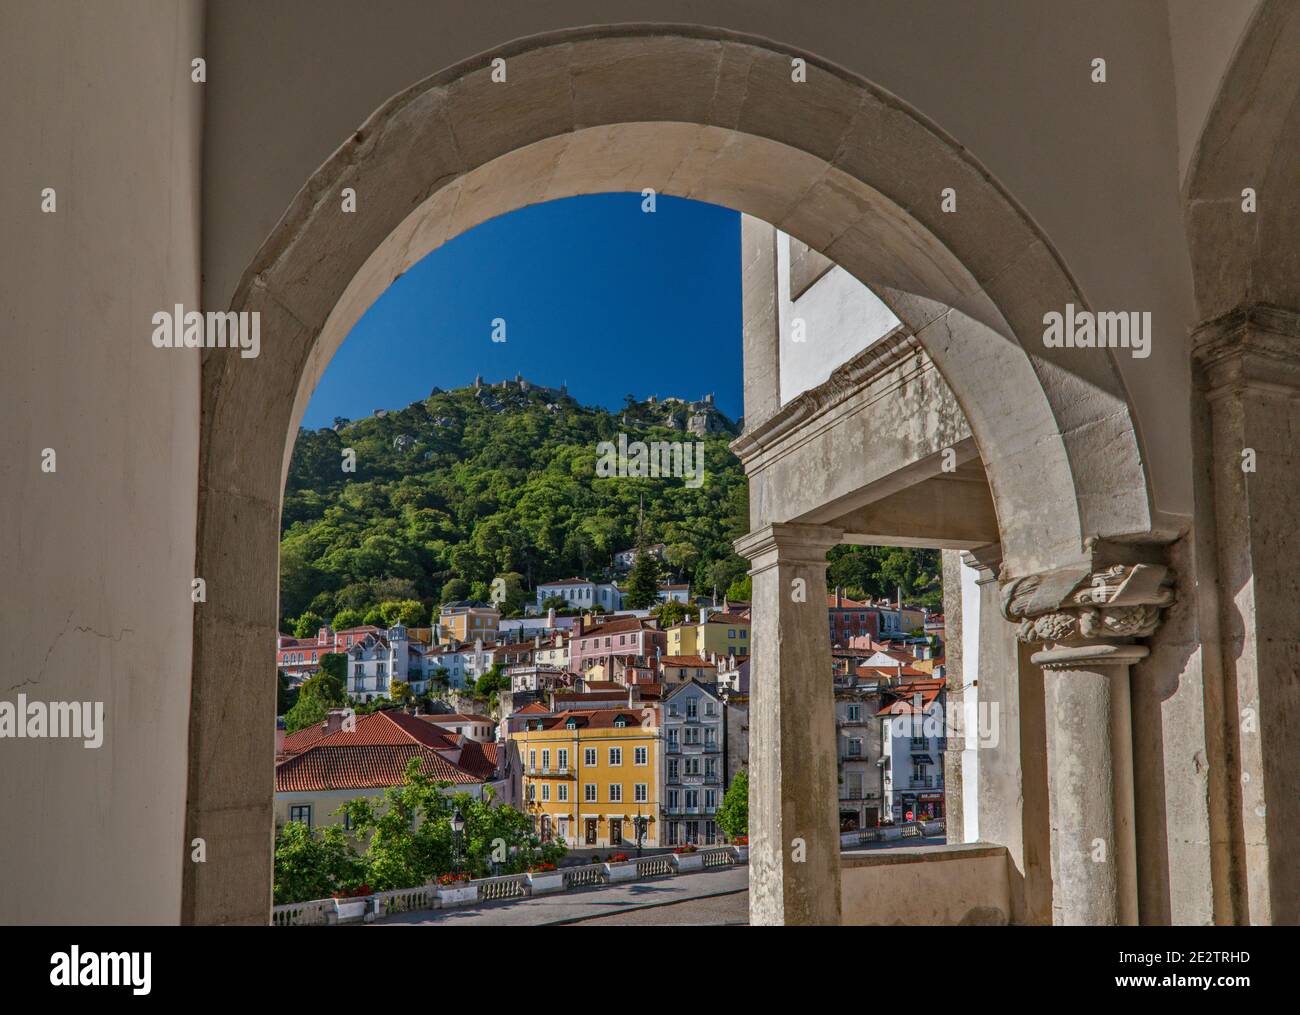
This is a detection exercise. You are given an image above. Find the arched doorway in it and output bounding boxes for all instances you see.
[184,26,1156,923]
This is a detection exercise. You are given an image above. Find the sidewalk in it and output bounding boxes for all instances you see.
[373,865,749,926]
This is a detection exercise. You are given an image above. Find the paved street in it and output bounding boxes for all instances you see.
[374,866,749,926]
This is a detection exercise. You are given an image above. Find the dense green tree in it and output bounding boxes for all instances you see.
[283,693,329,734]
[725,574,752,602]
[378,598,427,627]
[717,770,749,841]
[651,599,689,628]
[624,539,662,610]
[277,670,298,716]
[273,821,366,904]
[335,759,565,890]
[280,385,940,629]
[293,611,325,638]
[439,578,470,604]
[318,652,348,687]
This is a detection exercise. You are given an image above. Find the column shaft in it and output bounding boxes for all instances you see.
[736,523,842,925]
[1037,645,1144,925]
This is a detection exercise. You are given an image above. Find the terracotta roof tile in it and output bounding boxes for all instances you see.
[275,742,480,792]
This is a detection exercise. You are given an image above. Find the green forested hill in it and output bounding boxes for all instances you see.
[278,382,941,632]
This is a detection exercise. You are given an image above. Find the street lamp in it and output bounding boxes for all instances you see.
[635,810,648,858]
[450,809,465,873]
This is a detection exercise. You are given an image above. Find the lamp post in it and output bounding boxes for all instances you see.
[635,810,647,858]
[450,808,465,875]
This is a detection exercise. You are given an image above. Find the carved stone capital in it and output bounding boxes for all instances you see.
[1000,563,1175,647]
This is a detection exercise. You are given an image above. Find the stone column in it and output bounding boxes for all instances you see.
[1003,563,1175,925]
[735,522,843,925]
[1193,305,1300,925]
[966,545,1052,924]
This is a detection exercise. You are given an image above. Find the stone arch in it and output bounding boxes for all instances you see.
[186,24,1159,922]
[1184,0,1300,322]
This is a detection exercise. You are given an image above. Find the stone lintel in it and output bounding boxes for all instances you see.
[734,522,843,573]
[1192,303,1300,396]
[1030,642,1150,671]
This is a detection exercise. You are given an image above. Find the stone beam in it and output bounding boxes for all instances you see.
[830,466,998,549]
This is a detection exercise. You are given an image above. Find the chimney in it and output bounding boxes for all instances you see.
[698,608,707,625]
[835,586,843,609]
[275,724,285,755]
[546,606,556,629]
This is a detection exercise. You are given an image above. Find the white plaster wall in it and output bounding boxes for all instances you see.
[776,231,901,405]
[960,560,981,844]
[1167,0,1260,181]
[0,0,203,923]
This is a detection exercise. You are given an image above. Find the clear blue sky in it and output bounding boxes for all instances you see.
[302,193,742,429]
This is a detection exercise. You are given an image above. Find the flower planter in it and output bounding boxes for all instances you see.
[525,871,565,894]
[604,860,638,882]
[670,852,704,873]
[435,883,478,907]
[332,898,369,923]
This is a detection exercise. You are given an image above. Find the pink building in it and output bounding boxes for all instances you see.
[568,615,666,676]
[276,624,382,682]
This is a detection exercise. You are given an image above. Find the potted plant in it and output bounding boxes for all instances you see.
[525,861,565,894]
[671,843,704,872]
[435,870,477,907]
[603,852,638,882]
[331,883,371,923]
[730,835,749,862]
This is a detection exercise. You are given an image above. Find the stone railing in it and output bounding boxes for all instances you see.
[271,898,332,926]
[271,845,748,925]
[839,819,944,849]
[373,884,436,918]
[477,872,529,902]
[636,854,673,877]
[562,863,608,890]
[700,846,737,868]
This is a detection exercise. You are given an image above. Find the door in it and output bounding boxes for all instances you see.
[609,818,623,846]
[584,819,597,845]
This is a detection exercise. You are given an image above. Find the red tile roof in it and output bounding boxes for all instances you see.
[279,723,331,758]
[424,712,493,724]
[454,740,500,781]
[659,655,716,668]
[298,710,459,751]
[705,612,750,625]
[532,708,657,731]
[275,742,481,792]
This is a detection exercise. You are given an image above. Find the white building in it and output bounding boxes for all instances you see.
[535,577,624,612]
[879,680,947,823]
[345,624,505,701]
[661,680,726,846]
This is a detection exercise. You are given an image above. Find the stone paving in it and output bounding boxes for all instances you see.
[373,865,749,927]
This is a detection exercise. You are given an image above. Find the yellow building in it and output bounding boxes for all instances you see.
[512,707,660,849]
[665,611,750,658]
[437,601,501,644]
